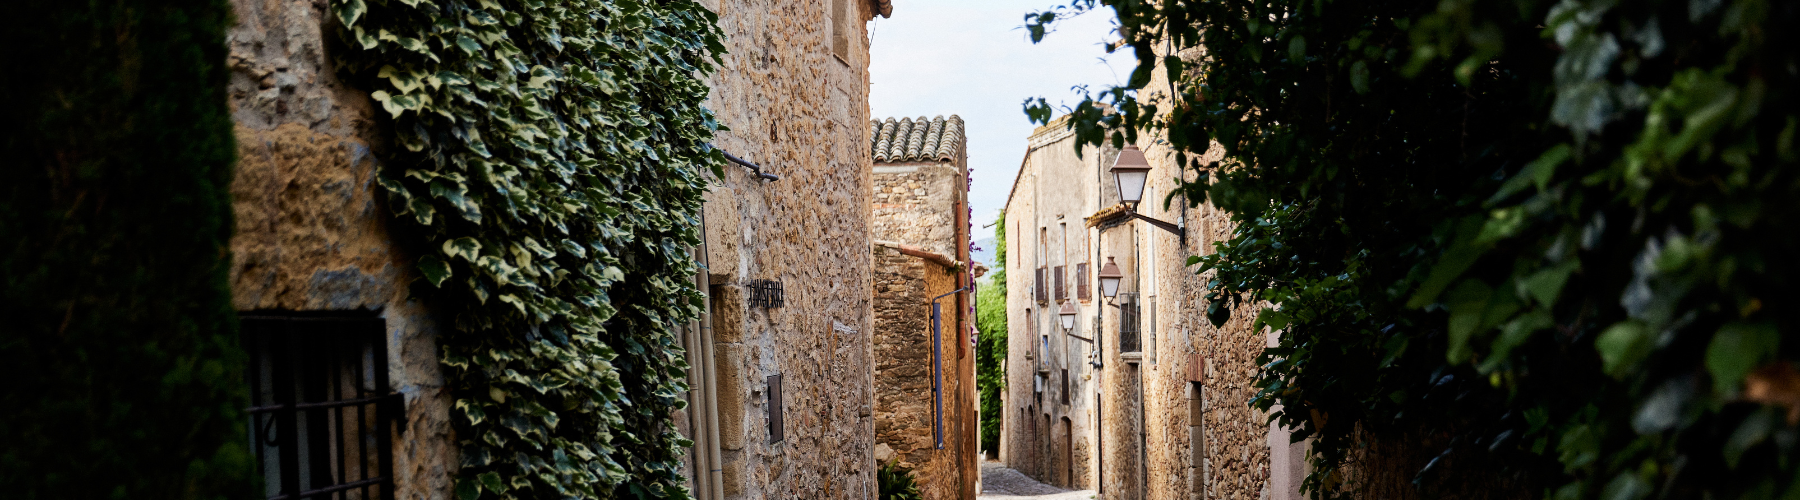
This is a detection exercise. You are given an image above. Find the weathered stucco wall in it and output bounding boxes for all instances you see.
[697,0,880,497]
[224,0,458,496]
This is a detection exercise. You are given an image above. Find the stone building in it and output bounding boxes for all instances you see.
[867,116,980,500]
[999,109,1306,499]
[682,0,893,498]
[224,0,458,494]
[222,0,893,498]
[999,119,1113,493]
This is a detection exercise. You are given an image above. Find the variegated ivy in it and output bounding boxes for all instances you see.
[328,0,726,497]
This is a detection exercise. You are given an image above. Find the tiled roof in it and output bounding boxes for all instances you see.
[870,115,963,163]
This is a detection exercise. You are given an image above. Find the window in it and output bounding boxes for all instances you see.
[1148,296,1157,364]
[1076,263,1091,300]
[1118,293,1141,354]
[1052,265,1066,301]
[1034,267,1048,303]
[242,314,400,500]
[1058,222,1068,266]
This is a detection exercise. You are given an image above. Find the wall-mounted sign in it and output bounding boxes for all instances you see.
[748,279,783,308]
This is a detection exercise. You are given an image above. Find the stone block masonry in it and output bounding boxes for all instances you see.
[867,111,978,500]
[692,0,890,498]
[224,0,457,495]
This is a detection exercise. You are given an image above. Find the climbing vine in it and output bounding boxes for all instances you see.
[1029,0,1798,498]
[329,0,725,497]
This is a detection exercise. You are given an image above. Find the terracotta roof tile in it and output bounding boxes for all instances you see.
[870,114,962,163]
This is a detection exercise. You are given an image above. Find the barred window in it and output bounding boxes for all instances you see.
[242,314,401,500]
[1118,293,1141,354]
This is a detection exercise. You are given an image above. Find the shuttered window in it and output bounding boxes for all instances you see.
[1034,267,1048,303]
[1118,293,1141,353]
[241,314,400,500]
[1075,263,1090,300]
[1052,266,1066,301]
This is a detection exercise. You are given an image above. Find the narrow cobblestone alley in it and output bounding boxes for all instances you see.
[978,462,1097,500]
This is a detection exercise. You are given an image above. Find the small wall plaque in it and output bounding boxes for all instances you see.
[748,279,784,308]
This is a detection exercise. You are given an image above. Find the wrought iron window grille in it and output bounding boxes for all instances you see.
[747,279,784,308]
[1118,292,1141,354]
[241,314,403,500]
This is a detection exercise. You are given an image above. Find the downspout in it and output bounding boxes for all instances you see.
[691,202,725,500]
[930,285,968,450]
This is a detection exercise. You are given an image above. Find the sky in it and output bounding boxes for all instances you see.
[867,0,1132,231]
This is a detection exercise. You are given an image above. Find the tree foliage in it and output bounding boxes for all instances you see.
[0,0,253,496]
[330,0,725,497]
[977,213,1009,453]
[1029,0,1799,497]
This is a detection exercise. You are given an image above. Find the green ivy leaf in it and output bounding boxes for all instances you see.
[419,254,452,287]
[1706,321,1779,395]
[1595,320,1652,378]
[477,471,506,494]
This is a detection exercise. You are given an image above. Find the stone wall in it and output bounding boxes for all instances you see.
[1130,41,1300,500]
[871,246,974,500]
[871,161,966,259]
[1001,108,1287,500]
[867,122,976,497]
[1002,120,1113,492]
[223,0,458,497]
[697,0,883,497]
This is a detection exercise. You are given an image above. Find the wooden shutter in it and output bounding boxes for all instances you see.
[1053,266,1066,300]
[1035,267,1047,303]
[1076,263,1090,300]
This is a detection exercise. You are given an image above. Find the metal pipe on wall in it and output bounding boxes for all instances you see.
[684,202,725,500]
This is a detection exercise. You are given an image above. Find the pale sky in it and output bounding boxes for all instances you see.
[867,0,1131,229]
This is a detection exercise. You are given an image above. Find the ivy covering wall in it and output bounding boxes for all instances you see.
[1029,0,1798,498]
[976,214,1009,453]
[0,0,253,497]
[329,0,724,497]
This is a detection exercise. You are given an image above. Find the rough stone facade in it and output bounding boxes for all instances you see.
[224,0,458,497]
[1000,106,1298,500]
[224,0,890,498]
[1129,43,1304,500]
[1001,120,1115,493]
[867,115,977,500]
[687,0,887,498]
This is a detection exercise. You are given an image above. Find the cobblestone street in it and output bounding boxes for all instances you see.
[978,462,1097,500]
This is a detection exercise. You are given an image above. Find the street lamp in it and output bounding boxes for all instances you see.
[1097,257,1123,302]
[1058,299,1078,331]
[1109,144,1185,242]
[1111,145,1152,205]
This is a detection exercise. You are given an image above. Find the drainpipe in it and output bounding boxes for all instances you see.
[688,204,725,500]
